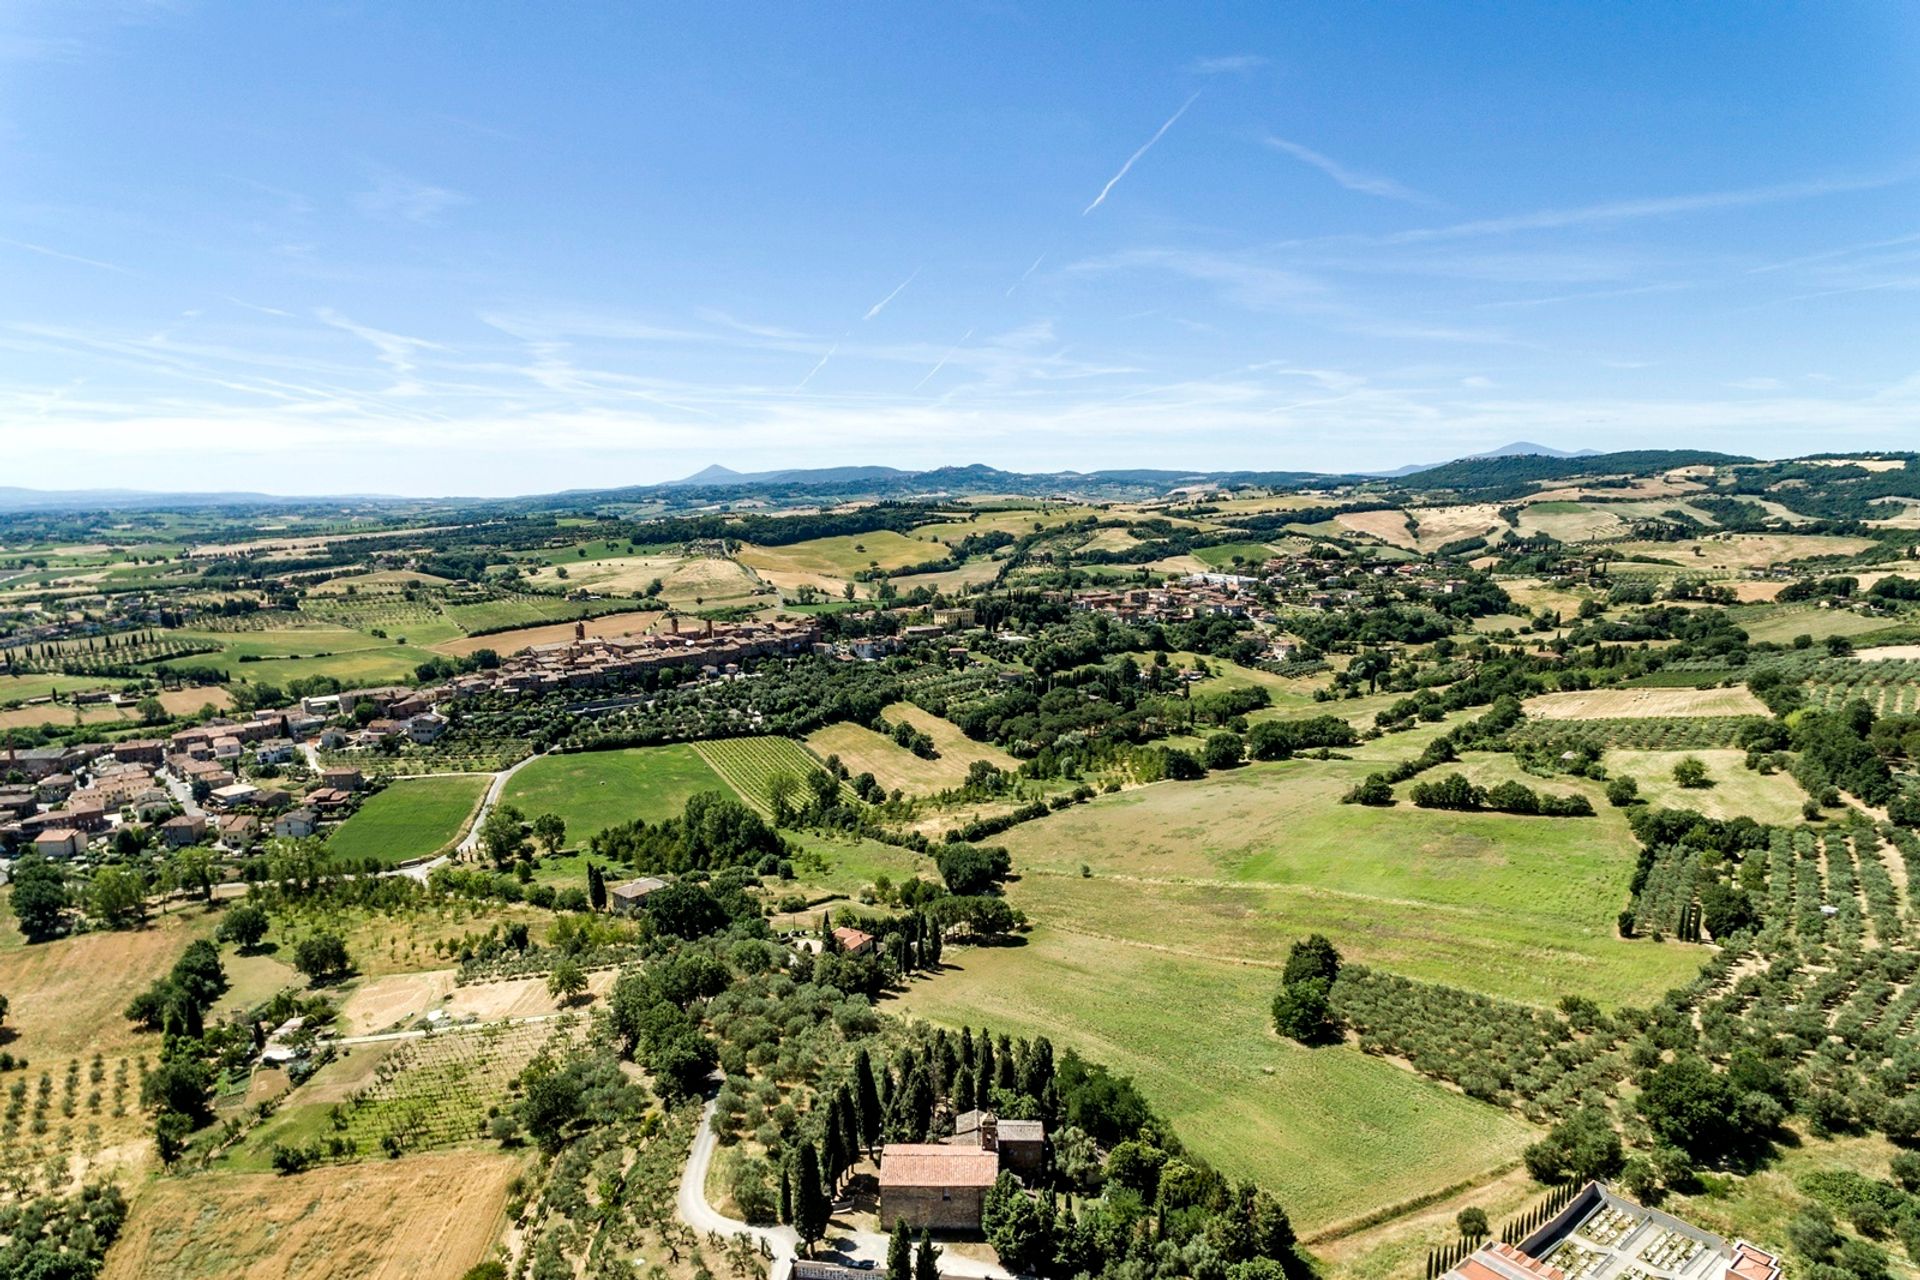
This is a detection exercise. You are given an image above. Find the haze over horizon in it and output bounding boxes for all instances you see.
[2,2,1918,496]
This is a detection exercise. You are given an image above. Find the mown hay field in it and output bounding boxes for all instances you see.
[1604,749,1810,824]
[327,775,490,865]
[1610,532,1876,572]
[806,706,1015,795]
[102,1150,521,1280]
[430,608,663,657]
[1524,686,1767,719]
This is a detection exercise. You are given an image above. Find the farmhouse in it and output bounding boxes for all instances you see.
[609,876,669,915]
[832,925,875,956]
[1442,1183,1778,1280]
[877,1143,1000,1231]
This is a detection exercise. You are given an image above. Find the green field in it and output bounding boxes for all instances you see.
[327,775,490,865]
[0,672,117,705]
[501,745,739,842]
[694,736,832,814]
[895,926,1537,1234]
[167,627,438,686]
[995,752,1701,1008]
[1189,541,1280,569]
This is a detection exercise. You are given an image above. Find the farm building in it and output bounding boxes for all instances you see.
[610,876,670,915]
[832,925,875,956]
[1442,1183,1778,1280]
[877,1143,1000,1231]
[952,1110,1045,1178]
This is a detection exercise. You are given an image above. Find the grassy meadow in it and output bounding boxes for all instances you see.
[326,775,490,865]
[993,753,1702,1008]
[500,745,738,842]
[895,925,1538,1234]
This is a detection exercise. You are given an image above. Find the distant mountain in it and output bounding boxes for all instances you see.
[1473,441,1601,461]
[0,485,290,512]
[663,463,913,488]
[1363,441,1601,479]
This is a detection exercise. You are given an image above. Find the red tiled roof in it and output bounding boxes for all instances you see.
[879,1143,999,1189]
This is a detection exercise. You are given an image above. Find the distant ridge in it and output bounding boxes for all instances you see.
[1363,441,1601,479]
[0,447,1754,513]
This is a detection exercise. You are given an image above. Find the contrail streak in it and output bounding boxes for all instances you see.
[913,328,974,391]
[863,268,920,320]
[1006,253,1047,297]
[795,341,839,390]
[1082,90,1202,215]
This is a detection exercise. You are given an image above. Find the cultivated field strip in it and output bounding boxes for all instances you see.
[693,735,829,815]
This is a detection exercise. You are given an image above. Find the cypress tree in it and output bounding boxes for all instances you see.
[976,1037,994,1106]
[995,1036,1016,1092]
[854,1048,882,1153]
[823,1095,848,1187]
[888,1222,913,1280]
[796,1144,828,1252]
[915,1231,941,1280]
[779,1162,793,1224]
[836,1083,862,1173]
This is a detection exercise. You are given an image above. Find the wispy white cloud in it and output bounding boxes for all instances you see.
[1188,54,1266,75]
[1379,172,1905,244]
[1264,136,1429,204]
[1747,229,1920,274]
[1083,90,1203,215]
[863,269,920,321]
[0,236,130,273]
[354,169,469,225]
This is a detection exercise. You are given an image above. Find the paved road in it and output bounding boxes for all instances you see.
[159,768,203,818]
[677,1088,1013,1279]
[455,752,543,856]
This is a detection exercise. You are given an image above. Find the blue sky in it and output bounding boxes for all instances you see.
[2,2,1917,495]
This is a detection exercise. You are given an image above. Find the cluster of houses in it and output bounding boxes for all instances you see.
[0,697,394,859]
[1443,1183,1777,1280]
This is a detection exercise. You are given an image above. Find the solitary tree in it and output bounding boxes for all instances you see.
[532,812,567,857]
[215,902,270,952]
[292,932,352,983]
[1672,756,1710,789]
[547,959,588,1005]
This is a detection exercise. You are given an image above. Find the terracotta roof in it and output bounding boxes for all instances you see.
[1446,1244,1567,1280]
[997,1119,1045,1143]
[879,1143,1000,1189]
[1727,1244,1779,1280]
[833,926,874,951]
